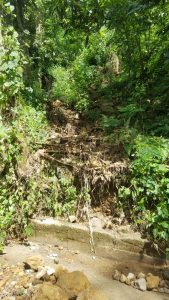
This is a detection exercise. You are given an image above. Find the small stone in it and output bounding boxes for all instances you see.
[11,281,17,286]
[54,258,59,264]
[134,278,147,291]
[68,215,76,223]
[47,267,55,276]
[146,273,160,290]
[36,267,47,280]
[120,274,127,283]
[47,252,58,260]
[24,255,44,271]
[127,273,135,281]
[163,268,169,281]
[137,272,146,279]
[106,221,113,229]
[58,246,64,251]
[112,269,121,281]
[125,279,131,285]
[50,275,56,284]
[74,250,80,254]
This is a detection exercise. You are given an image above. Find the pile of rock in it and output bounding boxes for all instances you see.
[0,254,108,300]
[112,268,169,294]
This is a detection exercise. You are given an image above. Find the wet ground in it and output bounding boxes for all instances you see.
[0,236,168,300]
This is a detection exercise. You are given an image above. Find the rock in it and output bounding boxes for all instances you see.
[104,221,113,230]
[134,278,147,291]
[146,273,160,290]
[55,265,68,279]
[112,269,121,281]
[137,272,146,279]
[125,279,131,286]
[58,246,63,251]
[34,282,69,300]
[68,215,76,223]
[24,255,44,271]
[120,274,127,283]
[77,288,108,300]
[127,273,135,281]
[163,268,169,281]
[164,287,169,294]
[159,279,169,288]
[57,271,91,298]
[36,267,47,280]
[46,267,55,276]
[54,258,59,264]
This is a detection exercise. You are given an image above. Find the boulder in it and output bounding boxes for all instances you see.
[24,255,44,271]
[57,271,91,298]
[77,288,108,300]
[34,282,69,300]
[146,273,160,290]
[55,265,68,279]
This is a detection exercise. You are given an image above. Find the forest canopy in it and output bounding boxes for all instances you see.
[0,0,169,253]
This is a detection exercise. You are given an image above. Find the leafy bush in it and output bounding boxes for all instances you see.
[50,27,117,112]
[55,177,78,216]
[0,26,25,107]
[12,105,48,148]
[119,135,169,242]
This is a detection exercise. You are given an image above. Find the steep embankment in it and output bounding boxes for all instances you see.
[43,100,128,218]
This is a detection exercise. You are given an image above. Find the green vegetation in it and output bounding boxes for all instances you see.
[0,0,169,252]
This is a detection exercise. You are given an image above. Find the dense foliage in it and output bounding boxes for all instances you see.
[0,0,169,251]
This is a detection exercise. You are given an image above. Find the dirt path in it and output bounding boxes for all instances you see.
[0,238,167,300]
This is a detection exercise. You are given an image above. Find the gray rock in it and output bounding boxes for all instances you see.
[159,279,169,288]
[163,268,169,281]
[164,287,169,294]
[159,288,165,293]
[134,278,147,291]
